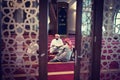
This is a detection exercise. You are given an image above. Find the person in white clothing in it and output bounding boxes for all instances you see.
[50,38,73,62]
[27,42,39,54]
[49,34,64,54]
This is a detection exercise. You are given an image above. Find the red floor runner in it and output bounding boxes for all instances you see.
[48,74,74,80]
[48,62,74,80]
[48,62,74,72]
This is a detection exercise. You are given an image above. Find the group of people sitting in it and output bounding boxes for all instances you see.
[49,34,74,62]
[27,34,74,62]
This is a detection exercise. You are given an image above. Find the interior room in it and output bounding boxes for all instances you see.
[0,0,120,80]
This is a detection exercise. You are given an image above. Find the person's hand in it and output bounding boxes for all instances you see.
[52,45,55,47]
[56,45,63,48]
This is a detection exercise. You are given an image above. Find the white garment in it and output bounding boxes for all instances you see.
[27,42,39,54]
[50,38,64,53]
[50,43,73,62]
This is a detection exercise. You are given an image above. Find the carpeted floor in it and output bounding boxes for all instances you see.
[48,74,74,80]
[48,61,74,80]
[48,35,75,80]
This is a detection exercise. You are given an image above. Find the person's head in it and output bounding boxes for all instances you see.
[64,38,71,44]
[55,34,60,40]
[64,38,73,49]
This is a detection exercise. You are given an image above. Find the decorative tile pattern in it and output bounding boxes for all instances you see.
[101,0,120,80]
[80,0,93,80]
[1,0,39,80]
[80,0,120,80]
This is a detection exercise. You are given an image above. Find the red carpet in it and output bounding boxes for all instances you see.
[48,62,74,72]
[48,61,74,80]
[48,74,74,80]
[48,35,75,80]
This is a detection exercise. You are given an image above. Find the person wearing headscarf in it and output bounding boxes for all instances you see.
[50,38,73,62]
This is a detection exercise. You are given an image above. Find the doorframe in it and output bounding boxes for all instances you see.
[0,1,2,79]
[38,0,104,80]
[91,0,104,80]
[74,0,83,80]
[74,0,104,80]
[39,0,49,80]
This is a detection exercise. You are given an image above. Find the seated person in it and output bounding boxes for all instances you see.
[27,41,39,54]
[50,38,73,62]
[49,34,64,54]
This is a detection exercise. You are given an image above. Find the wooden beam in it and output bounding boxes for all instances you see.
[0,1,2,80]
[91,0,104,80]
[74,0,83,80]
[49,3,57,21]
[39,0,48,80]
[49,1,57,34]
